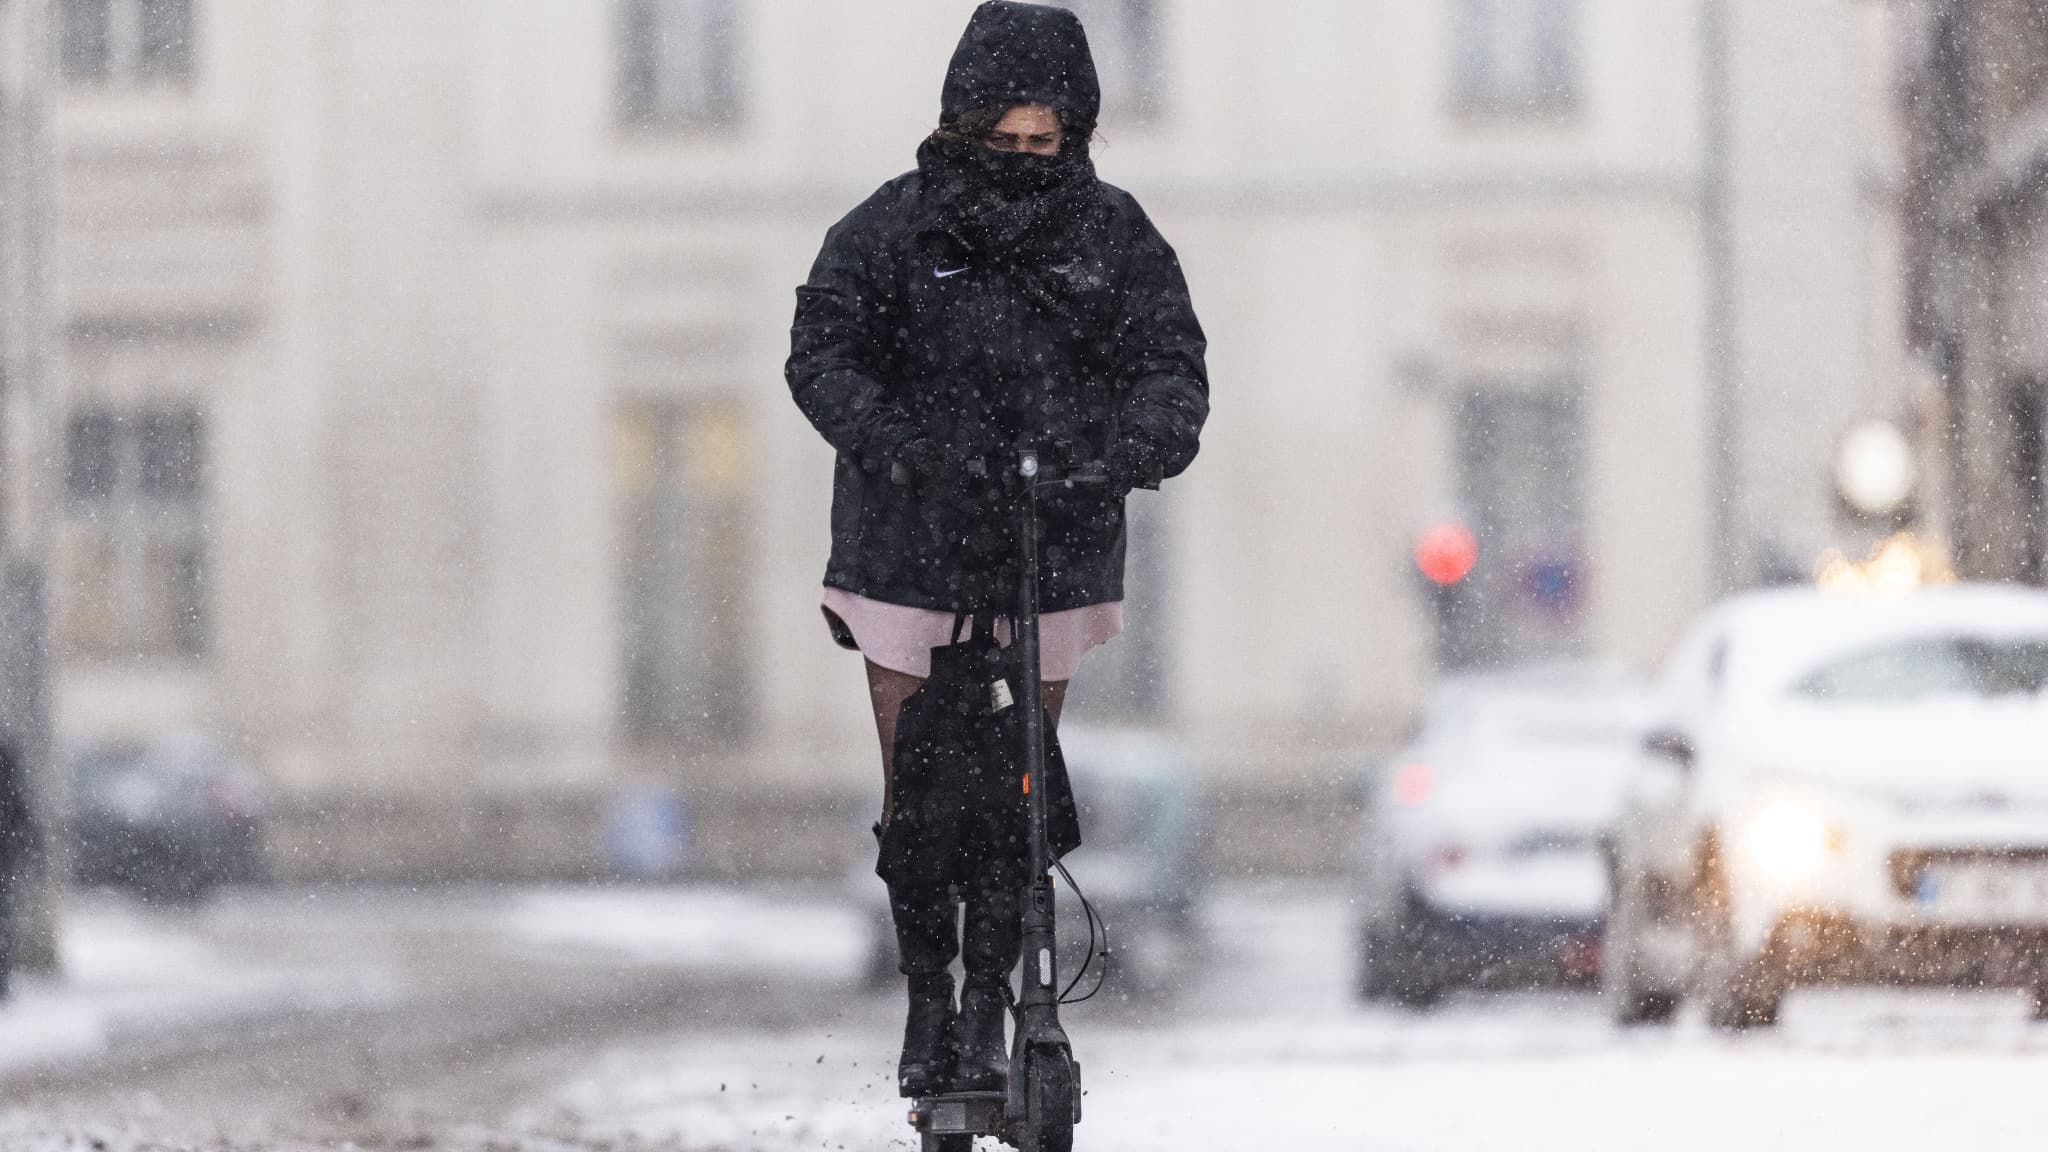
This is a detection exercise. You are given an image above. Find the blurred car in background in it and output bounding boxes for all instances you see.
[69,735,266,903]
[1352,664,1651,1007]
[858,725,1205,996]
[1605,586,2048,1029]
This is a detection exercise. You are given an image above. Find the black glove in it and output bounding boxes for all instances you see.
[1104,438,1164,496]
[889,437,947,486]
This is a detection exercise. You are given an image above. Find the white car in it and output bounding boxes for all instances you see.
[1353,664,1651,1006]
[1605,585,2048,1029]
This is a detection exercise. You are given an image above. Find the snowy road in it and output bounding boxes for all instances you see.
[6,883,2048,1149]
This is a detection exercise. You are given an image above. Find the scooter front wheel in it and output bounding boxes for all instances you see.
[921,1133,973,1152]
[1021,1048,1076,1152]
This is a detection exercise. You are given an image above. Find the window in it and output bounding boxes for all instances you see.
[66,410,119,500]
[616,395,750,746]
[138,407,203,498]
[1796,637,2048,703]
[1064,0,1165,127]
[616,0,741,134]
[1449,0,1578,120]
[59,403,209,663]
[1447,383,1586,668]
[61,0,194,86]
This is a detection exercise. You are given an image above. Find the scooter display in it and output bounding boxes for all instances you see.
[906,449,1107,1152]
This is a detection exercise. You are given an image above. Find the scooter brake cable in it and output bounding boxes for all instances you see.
[1053,857,1112,1004]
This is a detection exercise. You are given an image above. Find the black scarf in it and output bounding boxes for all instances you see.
[916,136,1104,311]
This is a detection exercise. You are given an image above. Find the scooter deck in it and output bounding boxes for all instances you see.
[908,1090,1007,1137]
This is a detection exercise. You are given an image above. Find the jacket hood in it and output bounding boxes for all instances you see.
[941,2,1101,129]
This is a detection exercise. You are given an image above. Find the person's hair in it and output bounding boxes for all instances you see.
[930,102,1098,158]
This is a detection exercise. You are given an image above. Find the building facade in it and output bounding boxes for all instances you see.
[1899,0,2048,582]
[47,0,1907,878]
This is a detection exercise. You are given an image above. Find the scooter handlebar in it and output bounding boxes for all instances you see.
[1032,458,1111,490]
[897,449,1118,491]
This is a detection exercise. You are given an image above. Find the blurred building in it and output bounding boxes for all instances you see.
[47,0,1909,879]
[1899,1,2048,582]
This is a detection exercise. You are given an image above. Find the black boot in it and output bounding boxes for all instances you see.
[899,971,956,1097]
[948,976,1010,1092]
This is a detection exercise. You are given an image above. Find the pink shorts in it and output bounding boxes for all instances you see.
[821,587,1123,681]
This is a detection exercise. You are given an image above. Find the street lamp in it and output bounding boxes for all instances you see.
[1834,419,1916,518]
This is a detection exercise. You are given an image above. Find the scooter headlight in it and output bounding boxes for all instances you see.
[1744,800,1836,877]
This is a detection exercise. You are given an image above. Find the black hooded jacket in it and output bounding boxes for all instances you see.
[787,2,1208,613]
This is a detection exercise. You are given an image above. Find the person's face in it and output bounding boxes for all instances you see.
[983,104,1063,156]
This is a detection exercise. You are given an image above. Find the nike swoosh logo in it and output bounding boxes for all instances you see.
[934,266,969,279]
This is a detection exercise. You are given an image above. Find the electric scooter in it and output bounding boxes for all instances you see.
[907,448,1104,1152]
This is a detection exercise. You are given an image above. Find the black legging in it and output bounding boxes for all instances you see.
[890,881,1021,982]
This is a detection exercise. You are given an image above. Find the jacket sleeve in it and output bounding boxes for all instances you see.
[1111,207,1210,481]
[786,202,916,470]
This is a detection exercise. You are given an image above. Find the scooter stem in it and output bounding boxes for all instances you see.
[1010,450,1069,1086]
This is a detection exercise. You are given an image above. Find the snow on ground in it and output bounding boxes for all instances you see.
[0,883,864,1084]
[507,885,867,979]
[525,883,2048,1151]
[1077,1010,2048,1151]
[11,882,2048,1149]
[0,889,409,1075]
[1,894,290,1072]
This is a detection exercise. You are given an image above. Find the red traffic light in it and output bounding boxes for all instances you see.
[1415,521,1478,586]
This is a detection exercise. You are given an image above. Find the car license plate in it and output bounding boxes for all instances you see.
[1916,863,2048,922]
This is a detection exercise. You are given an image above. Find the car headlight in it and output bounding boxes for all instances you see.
[1744,800,1838,877]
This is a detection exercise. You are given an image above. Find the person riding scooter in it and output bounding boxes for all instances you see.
[785,0,1208,1099]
